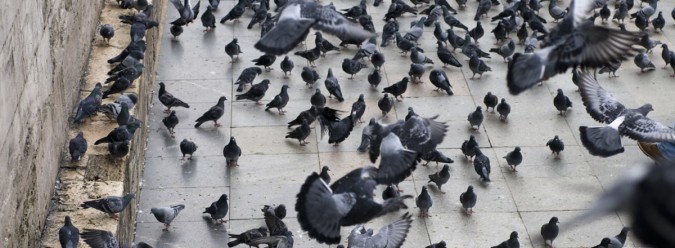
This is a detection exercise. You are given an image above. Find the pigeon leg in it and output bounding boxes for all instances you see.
[396,95,403,102]
[110,213,120,220]
[164,107,172,113]
[214,121,222,127]
[256,101,264,105]
[181,155,186,160]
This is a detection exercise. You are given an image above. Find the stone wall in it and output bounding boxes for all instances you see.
[0,0,104,246]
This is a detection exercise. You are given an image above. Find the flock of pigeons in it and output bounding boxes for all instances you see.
[56,0,675,246]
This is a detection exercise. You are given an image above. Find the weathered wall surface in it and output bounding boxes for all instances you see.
[0,0,104,246]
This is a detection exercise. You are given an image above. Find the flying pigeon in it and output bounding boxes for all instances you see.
[546,135,564,159]
[428,164,450,193]
[503,147,523,171]
[318,111,357,145]
[59,216,79,248]
[541,217,560,248]
[223,136,242,167]
[194,96,227,127]
[497,98,511,121]
[473,147,491,182]
[80,192,135,220]
[204,194,229,223]
[69,132,88,162]
[346,213,413,248]
[460,185,477,215]
[159,82,190,113]
[151,204,186,230]
[180,139,198,160]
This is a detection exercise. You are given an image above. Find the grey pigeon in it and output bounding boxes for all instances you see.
[421,149,454,166]
[503,147,522,171]
[80,192,135,220]
[169,0,198,25]
[325,68,344,102]
[461,34,491,59]
[378,94,394,117]
[108,140,130,161]
[353,37,377,61]
[541,217,560,247]
[634,13,648,31]
[382,76,409,101]
[516,23,529,45]
[598,4,611,23]
[613,1,628,23]
[608,227,630,247]
[469,54,491,79]
[497,98,511,121]
[357,119,375,152]
[265,85,290,115]
[220,3,245,23]
[280,56,294,77]
[194,96,227,127]
[483,92,498,112]
[342,58,368,79]
[255,0,376,55]
[395,31,417,55]
[639,33,661,53]
[429,68,453,95]
[159,82,190,113]
[201,5,216,30]
[301,66,321,87]
[319,166,331,184]
[546,135,564,159]
[428,164,450,193]
[225,38,243,62]
[247,3,268,29]
[73,83,103,124]
[630,0,657,20]
[467,106,484,132]
[346,213,413,248]
[461,135,478,161]
[416,186,433,217]
[162,111,179,138]
[553,89,572,116]
[548,0,567,22]
[433,22,448,44]
[59,216,79,248]
[248,231,293,248]
[436,42,462,69]
[93,122,139,145]
[151,204,186,230]
[235,67,263,92]
[204,194,229,223]
[100,24,115,43]
[311,89,327,108]
[286,119,311,145]
[506,0,640,95]
[384,0,417,21]
[523,30,539,53]
[460,185,477,214]
[374,132,420,186]
[223,136,242,167]
[252,54,277,71]
[410,47,433,65]
[98,93,137,120]
[80,229,120,248]
[473,147,491,182]
[468,21,484,44]
[368,70,382,88]
[403,17,426,43]
[260,13,275,37]
[351,94,366,123]
[442,6,468,30]
[474,0,491,21]
[380,20,399,47]
[598,59,622,78]
[371,51,385,71]
[661,44,675,68]
[69,132,88,162]
[492,231,519,248]
[180,139,197,160]
[408,63,425,83]
[315,32,341,57]
[228,227,268,247]
[489,39,515,62]
[634,52,656,72]
[209,0,220,9]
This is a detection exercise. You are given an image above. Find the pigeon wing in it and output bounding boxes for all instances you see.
[376,133,418,185]
[619,113,675,143]
[312,4,375,42]
[169,0,185,13]
[369,212,413,248]
[555,25,639,70]
[81,229,119,248]
[255,2,314,55]
[577,71,626,124]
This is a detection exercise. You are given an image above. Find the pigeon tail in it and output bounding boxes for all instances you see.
[379,195,413,216]
[579,126,625,157]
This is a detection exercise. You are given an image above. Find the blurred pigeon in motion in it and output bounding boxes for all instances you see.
[151,204,186,230]
[80,192,135,220]
[460,185,477,215]
[260,13,275,37]
[248,2,268,29]
[342,58,368,79]
[630,0,657,20]
[428,164,450,193]
[427,241,447,248]
[517,23,529,45]
[381,20,400,47]
[546,135,564,159]
[541,217,560,248]
[223,136,242,167]
[159,82,190,113]
[318,111,357,146]
[468,106,484,132]
[598,59,622,78]
[548,0,567,22]
[169,0,199,25]
[607,227,630,247]
[373,133,418,187]
[346,212,413,248]
[201,5,216,31]
[503,147,522,172]
[325,68,344,102]
[421,149,454,166]
[225,38,243,63]
[576,72,674,157]
[416,186,433,217]
[469,54,492,79]
[357,119,375,152]
[352,37,377,61]
[301,66,321,87]
[286,119,311,145]
[382,184,400,200]
[311,89,326,108]
[108,140,130,161]
[162,111,179,138]
[81,229,151,248]
[634,13,648,32]
[69,132,88,162]
[492,231,519,248]
[634,52,656,72]
[497,98,511,121]
[506,0,640,95]
[265,85,290,115]
[59,216,79,248]
[194,96,227,127]
[490,39,515,62]
[280,56,294,77]
[461,135,479,161]
[473,147,491,182]
[368,70,382,88]
[483,92,498,112]
[220,3,246,23]
[204,194,229,223]
[319,166,331,184]
[429,69,453,95]
[248,231,294,248]
[252,54,277,72]
[180,139,198,160]
[553,89,572,116]
[100,24,115,44]
[235,67,263,92]
[73,83,103,124]
[254,0,376,55]
[287,105,339,128]
[228,227,268,247]
[382,76,409,101]
[378,94,394,118]
[351,94,366,123]
[474,0,492,21]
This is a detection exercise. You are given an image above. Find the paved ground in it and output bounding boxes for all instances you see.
[134,0,675,247]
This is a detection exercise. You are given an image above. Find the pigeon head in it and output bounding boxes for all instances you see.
[321,166,330,173]
[219,194,228,201]
[358,94,364,101]
[315,31,322,37]
[159,82,166,89]
[442,164,449,171]
[218,96,228,103]
[510,231,518,239]
[169,110,176,116]
[556,88,563,94]
[473,146,483,156]
[600,238,611,245]
[501,98,507,103]
[281,85,289,91]
[421,185,428,193]
[637,104,654,116]
[76,131,84,139]
[94,83,102,90]
[123,192,136,201]
[469,135,476,141]
[64,215,73,226]
[476,106,482,112]
[553,135,559,140]
[229,136,237,144]
[232,38,238,43]
[549,217,559,224]
[619,227,631,236]
[467,185,474,193]
[368,118,376,125]
[127,93,139,104]
[260,79,271,85]
[514,146,521,152]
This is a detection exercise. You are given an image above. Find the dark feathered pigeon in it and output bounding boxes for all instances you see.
[428,164,450,193]
[318,111,357,145]
[195,96,227,127]
[382,77,409,101]
[295,45,322,67]
[301,66,321,87]
[378,94,394,118]
[108,140,130,161]
[235,67,263,92]
[492,231,519,248]
[351,94,366,123]
[255,0,376,55]
[151,204,185,230]
[59,216,79,248]
[516,23,529,45]
[437,42,462,69]
[347,213,413,248]
[80,229,121,248]
[265,85,290,114]
[442,7,468,31]
[342,58,368,79]
[395,32,417,55]
[248,3,268,29]
[288,105,320,127]
[319,166,331,184]
[497,98,511,121]
[204,194,229,223]
[159,82,190,113]
[461,135,478,161]
[220,3,245,23]
[469,54,491,79]
[474,0,492,21]
[260,13,275,37]
[428,69,453,95]
[310,89,326,108]
[473,147,491,182]
[546,135,564,159]
[100,24,114,44]
[541,217,560,247]
[223,136,242,167]
[467,106,484,132]
[469,21,484,44]
[69,132,87,162]
[370,50,385,71]
[408,63,425,83]
[483,92,498,112]
[315,32,340,57]
[661,44,675,68]
[598,59,621,78]
[553,88,572,116]
[280,56,294,77]
[80,192,135,220]
[252,54,277,71]
[225,38,243,62]
[74,83,103,124]
[162,111,179,138]
[427,240,447,248]
[228,227,268,247]
[94,123,140,145]
[381,20,400,47]
[286,119,311,145]
[416,186,433,218]
[201,5,216,30]
[384,0,417,21]
[490,39,515,62]
[180,139,197,160]
[503,147,522,172]
[421,149,454,166]
[368,70,382,88]
[324,68,344,102]
[460,185,477,215]
[634,52,656,72]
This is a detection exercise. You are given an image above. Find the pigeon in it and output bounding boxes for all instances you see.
[204,194,229,223]
[661,44,675,68]
[301,66,321,87]
[523,30,539,53]
[492,231,519,248]
[280,56,294,77]
[158,82,190,113]
[235,67,263,92]
[264,84,290,114]
[220,3,246,23]
[427,241,447,248]
[59,216,79,248]
[429,69,453,95]
[295,167,413,244]
[541,217,560,248]
[433,22,448,45]
[592,238,611,248]
[317,166,332,184]
[225,38,243,62]
[428,164,450,193]
[80,192,135,220]
[73,83,103,124]
[473,147,491,182]
[416,185,433,218]
[460,185,477,215]
[248,230,293,248]
[342,58,368,79]
[260,13,275,37]
[410,47,433,66]
[436,43,462,69]
[252,54,277,71]
[169,0,199,25]
[209,0,220,8]
[351,94,366,123]
[180,139,198,160]
[93,122,140,145]
[382,77,409,101]
[108,140,130,160]
[395,32,417,55]
[100,24,114,43]
[468,22,485,44]
[368,70,382,88]
[286,119,311,145]
[161,111,179,138]
[310,89,327,108]
[405,17,427,43]
[503,147,523,171]
[346,213,413,248]
[68,132,88,162]
[613,1,628,23]
[598,59,622,78]
[357,119,375,152]
[81,229,150,248]
[318,111,357,145]
[151,204,185,230]
[469,54,492,79]
[223,136,242,167]
[102,77,132,99]
[548,0,567,22]
[546,135,564,159]
[634,52,656,73]
[474,0,492,21]
[639,33,661,53]
[497,98,511,121]
[295,45,322,67]
[553,89,573,116]
[381,20,400,47]
[194,96,227,127]
[98,94,139,119]
[287,105,338,128]
[491,21,508,44]
[315,32,341,57]
[378,94,394,118]
[442,6,468,31]
[483,92,498,112]
[634,13,648,32]
[467,106,484,132]
[384,0,417,21]
[408,63,425,83]
[382,184,400,201]
[421,149,454,166]
[254,0,376,55]
[228,227,268,247]
[630,0,657,20]
[462,135,479,161]
[490,39,515,62]
[247,3,268,29]
[669,52,675,77]
[371,130,422,186]
[506,0,640,95]
[324,68,344,102]
[370,51,385,71]
[516,23,529,45]
[201,5,216,30]
[352,37,377,61]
